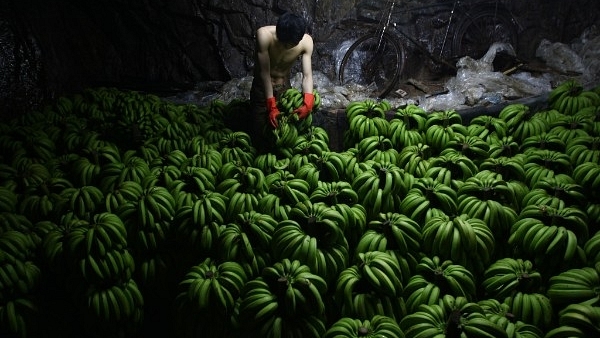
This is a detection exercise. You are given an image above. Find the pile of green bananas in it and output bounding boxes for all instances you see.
[1,77,600,338]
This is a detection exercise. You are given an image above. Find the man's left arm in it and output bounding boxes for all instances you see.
[294,35,315,119]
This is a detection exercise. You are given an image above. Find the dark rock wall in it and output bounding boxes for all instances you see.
[1,0,598,119]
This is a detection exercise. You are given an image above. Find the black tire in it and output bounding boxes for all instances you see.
[338,32,405,99]
[451,6,518,61]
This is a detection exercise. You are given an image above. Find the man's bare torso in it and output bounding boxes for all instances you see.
[256,26,308,85]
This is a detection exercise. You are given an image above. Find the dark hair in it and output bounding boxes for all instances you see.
[276,12,307,45]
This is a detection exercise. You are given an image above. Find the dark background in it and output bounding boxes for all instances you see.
[1,0,598,119]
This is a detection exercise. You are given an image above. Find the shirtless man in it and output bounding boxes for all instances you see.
[250,12,314,152]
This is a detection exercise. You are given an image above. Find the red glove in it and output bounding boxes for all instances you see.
[266,97,280,128]
[294,93,315,119]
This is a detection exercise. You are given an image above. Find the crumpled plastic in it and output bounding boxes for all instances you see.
[535,38,586,75]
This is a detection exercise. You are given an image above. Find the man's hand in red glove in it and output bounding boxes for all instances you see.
[266,97,280,128]
[294,92,315,120]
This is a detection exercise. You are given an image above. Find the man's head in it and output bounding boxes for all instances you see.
[276,12,307,47]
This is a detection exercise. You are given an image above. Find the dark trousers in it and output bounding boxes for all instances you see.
[249,76,291,154]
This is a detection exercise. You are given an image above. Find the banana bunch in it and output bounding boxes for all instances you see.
[521,176,585,210]
[271,217,349,285]
[356,251,404,298]
[278,88,321,114]
[388,104,428,149]
[58,185,104,220]
[0,296,38,338]
[482,258,542,300]
[441,134,490,167]
[388,119,425,150]
[478,156,526,188]
[391,103,428,132]
[67,215,133,279]
[186,136,223,176]
[520,132,567,154]
[70,156,102,188]
[307,151,348,184]
[573,161,600,202]
[273,116,300,157]
[552,303,600,337]
[521,204,588,241]
[402,273,449,314]
[503,291,553,331]
[344,99,390,148]
[511,115,550,144]
[574,105,600,136]
[262,258,327,317]
[508,218,579,270]
[237,276,326,338]
[3,162,51,193]
[497,103,549,143]
[334,265,406,321]
[468,114,508,142]
[424,123,469,156]
[457,172,519,236]
[323,315,404,338]
[257,171,310,220]
[566,135,600,167]
[336,148,366,184]
[13,128,58,164]
[218,131,256,167]
[175,258,248,316]
[290,138,331,169]
[356,135,399,164]
[353,228,414,276]
[546,264,600,307]
[416,256,477,301]
[548,79,600,115]
[399,177,458,225]
[332,203,367,254]
[173,192,227,253]
[400,301,508,338]
[217,211,277,278]
[548,114,593,145]
[498,103,537,134]
[487,313,544,338]
[422,213,495,276]
[0,230,37,262]
[83,278,144,334]
[487,135,520,159]
[104,179,144,215]
[396,143,432,178]
[426,151,479,188]
[0,253,41,301]
[100,155,151,193]
[169,166,216,208]
[362,212,421,258]
[532,107,566,126]
[218,179,265,221]
[350,163,400,220]
[309,180,358,206]
[301,125,329,144]
[584,231,600,265]
[253,153,285,176]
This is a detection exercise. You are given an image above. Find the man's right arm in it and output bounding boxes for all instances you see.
[256,28,274,99]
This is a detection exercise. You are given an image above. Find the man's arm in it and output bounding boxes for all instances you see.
[300,34,314,95]
[256,28,274,99]
[293,34,315,119]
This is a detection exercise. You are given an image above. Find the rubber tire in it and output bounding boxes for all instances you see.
[338,32,405,99]
[451,6,519,61]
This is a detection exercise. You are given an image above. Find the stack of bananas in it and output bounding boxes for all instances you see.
[2,78,600,338]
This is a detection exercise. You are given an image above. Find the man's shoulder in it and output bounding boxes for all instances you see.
[257,25,276,35]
